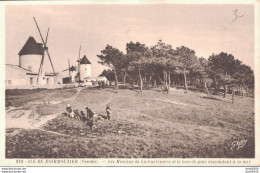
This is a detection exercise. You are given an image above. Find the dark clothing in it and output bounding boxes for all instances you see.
[66,107,72,113]
[102,81,105,88]
[87,109,94,119]
[81,112,86,121]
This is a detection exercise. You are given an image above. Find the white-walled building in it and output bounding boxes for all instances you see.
[5,36,56,88]
[5,36,95,88]
[79,55,91,81]
[56,66,77,84]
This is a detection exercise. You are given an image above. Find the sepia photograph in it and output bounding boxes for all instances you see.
[1,1,259,166]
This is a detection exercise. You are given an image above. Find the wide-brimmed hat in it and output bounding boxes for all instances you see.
[67,104,71,107]
[85,107,88,109]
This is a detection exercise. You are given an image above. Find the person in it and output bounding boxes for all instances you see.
[86,107,96,130]
[106,105,112,120]
[102,81,105,89]
[74,109,80,121]
[69,111,75,118]
[80,111,86,122]
[66,104,72,117]
[98,81,101,89]
[85,107,89,120]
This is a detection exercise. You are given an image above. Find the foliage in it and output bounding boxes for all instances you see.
[97,41,254,96]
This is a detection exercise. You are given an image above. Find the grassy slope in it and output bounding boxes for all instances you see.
[6,87,255,158]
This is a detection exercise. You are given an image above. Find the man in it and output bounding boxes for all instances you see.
[85,107,90,120]
[86,107,96,130]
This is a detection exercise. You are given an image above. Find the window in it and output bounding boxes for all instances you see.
[28,66,32,71]
[8,80,11,85]
[47,78,49,85]
[30,78,33,85]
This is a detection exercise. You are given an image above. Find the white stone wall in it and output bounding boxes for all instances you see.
[19,54,42,73]
[5,64,56,88]
[71,71,76,83]
[80,64,91,81]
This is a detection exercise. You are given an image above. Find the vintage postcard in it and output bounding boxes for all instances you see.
[0,0,259,167]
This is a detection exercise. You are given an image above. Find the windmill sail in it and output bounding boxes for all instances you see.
[33,17,56,85]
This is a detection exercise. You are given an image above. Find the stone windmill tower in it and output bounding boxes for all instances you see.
[76,45,92,82]
[79,55,91,81]
[18,17,56,85]
[18,36,44,75]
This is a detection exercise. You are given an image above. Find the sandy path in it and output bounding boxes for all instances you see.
[6,87,83,130]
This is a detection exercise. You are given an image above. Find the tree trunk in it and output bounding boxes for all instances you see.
[123,72,126,87]
[114,69,118,93]
[223,84,227,98]
[147,75,152,90]
[139,67,142,92]
[153,79,157,87]
[200,76,203,88]
[163,71,166,84]
[204,81,210,96]
[167,71,171,94]
[232,89,234,103]
[184,69,188,93]
[213,75,217,90]
[194,76,197,88]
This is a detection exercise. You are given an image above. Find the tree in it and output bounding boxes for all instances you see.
[126,41,151,92]
[97,45,125,93]
[208,52,237,97]
[175,46,197,93]
[99,69,115,85]
[151,40,178,94]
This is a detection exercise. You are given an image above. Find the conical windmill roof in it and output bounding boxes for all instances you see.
[18,36,43,56]
[69,66,77,71]
[80,55,91,64]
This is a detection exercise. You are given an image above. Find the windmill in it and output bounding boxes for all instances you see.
[76,45,81,82]
[33,17,56,84]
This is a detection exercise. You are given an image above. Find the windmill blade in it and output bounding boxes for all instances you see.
[45,27,50,45]
[68,59,71,77]
[78,45,81,60]
[37,54,45,83]
[33,18,56,77]
[45,49,56,75]
[77,45,81,82]
[33,17,45,45]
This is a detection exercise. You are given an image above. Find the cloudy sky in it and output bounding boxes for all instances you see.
[5,4,254,76]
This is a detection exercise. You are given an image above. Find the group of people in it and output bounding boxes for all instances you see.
[98,80,106,89]
[65,104,112,130]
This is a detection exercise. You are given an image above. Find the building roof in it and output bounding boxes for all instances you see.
[5,64,55,77]
[69,66,77,71]
[80,55,91,64]
[18,36,43,56]
[62,66,77,72]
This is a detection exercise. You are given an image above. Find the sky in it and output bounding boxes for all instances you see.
[5,4,254,76]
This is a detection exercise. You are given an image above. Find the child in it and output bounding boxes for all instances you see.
[66,104,72,117]
[80,111,86,122]
[106,105,112,120]
[74,109,80,121]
